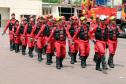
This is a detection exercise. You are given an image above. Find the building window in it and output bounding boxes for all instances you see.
[42,8,52,15]
[0,14,1,27]
[77,9,82,18]
[58,7,74,20]
[20,15,36,22]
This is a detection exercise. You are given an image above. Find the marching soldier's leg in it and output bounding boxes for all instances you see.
[108,41,117,68]
[37,48,43,62]
[101,55,108,70]
[70,42,78,64]
[46,42,53,65]
[15,43,19,53]
[22,45,26,55]
[74,41,78,63]
[60,44,66,68]
[14,36,20,53]
[29,47,34,58]
[10,40,14,51]
[95,42,105,71]
[56,57,61,69]
[96,42,108,70]
[93,44,99,63]
[81,56,87,68]
[46,53,53,65]
[70,53,75,64]
[78,41,88,68]
[108,54,114,68]
[36,37,43,62]
[55,42,61,69]
[96,56,102,71]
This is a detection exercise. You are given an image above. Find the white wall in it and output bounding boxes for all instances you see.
[9,0,42,20]
[0,0,42,27]
[52,6,59,17]
[0,7,10,27]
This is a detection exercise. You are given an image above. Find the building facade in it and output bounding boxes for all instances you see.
[0,0,42,27]
[42,0,81,20]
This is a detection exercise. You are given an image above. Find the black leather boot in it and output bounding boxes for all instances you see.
[15,44,19,53]
[50,53,53,63]
[38,49,43,62]
[108,54,114,68]
[56,57,61,69]
[46,54,52,65]
[70,53,75,64]
[85,56,88,66]
[60,57,64,67]
[68,47,71,57]
[96,57,102,71]
[93,52,98,63]
[81,56,86,68]
[29,47,33,58]
[10,41,13,51]
[74,53,77,63]
[13,43,15,50]
[22,45,26,55]
[42,46,46,55]
[102,56,108,70]
[10,41,15,51]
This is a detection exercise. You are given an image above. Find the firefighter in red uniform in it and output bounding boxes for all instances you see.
[107,16,123,68]
[2,13,16,51]
[19,18,28,55]
[13,20,20,53]
[42,14,53,55]
[67,16,79,64]
[31,16,43,62]
[91,17,100,63]
[47,17,70,69]
[61,16,66,26]
[89,15,108,71]
[72,17,90,68]
[36,16,55,65]
[23,16,35,57]
[46,14,55,57]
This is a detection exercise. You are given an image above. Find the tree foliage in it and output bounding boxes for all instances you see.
[42,0,60,3]
[42,0,81,4]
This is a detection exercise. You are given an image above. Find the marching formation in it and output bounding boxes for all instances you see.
[2,13,123,71]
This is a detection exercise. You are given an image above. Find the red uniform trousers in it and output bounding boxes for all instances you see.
[78,40,90,57]
[27,34,34,48]
[20,34,26,46]
[36,36,45,49]
[43,36,46,46]
[55,41,66,58]
[21,34,27,46]
[95,40,107,58]
[94,43,98,53]
[45,36,55,54]
[69,38,78,53]
[9,31,14,42]
[14,34,21,44]
[108,39,117,55]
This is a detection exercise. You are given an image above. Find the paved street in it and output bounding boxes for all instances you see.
[0,28,126,84]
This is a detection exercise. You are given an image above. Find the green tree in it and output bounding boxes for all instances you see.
[42,0,60,3]
[73,0,81,4]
